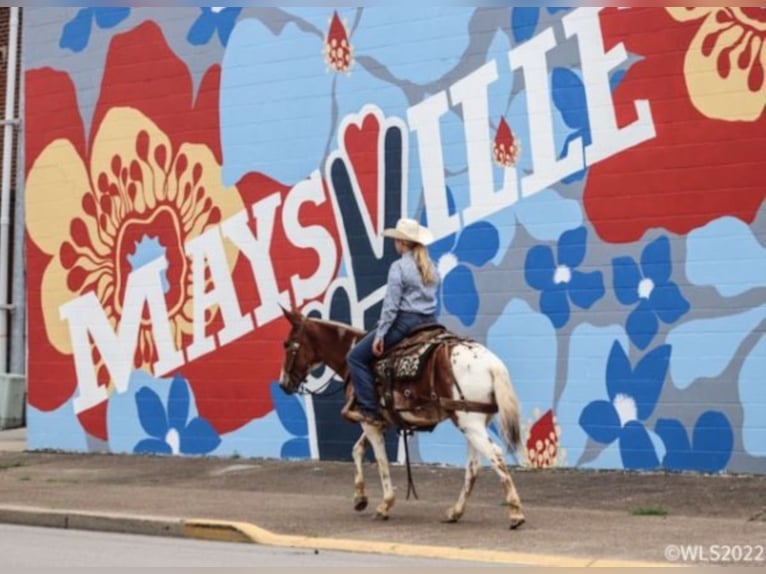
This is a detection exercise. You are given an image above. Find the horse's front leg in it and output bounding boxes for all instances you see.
[362,422,395,520]
[352,433,369,511]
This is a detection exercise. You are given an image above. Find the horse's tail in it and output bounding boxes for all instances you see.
[490,358,521,453]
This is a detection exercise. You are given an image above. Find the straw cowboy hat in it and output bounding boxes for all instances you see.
[382,217,434,246]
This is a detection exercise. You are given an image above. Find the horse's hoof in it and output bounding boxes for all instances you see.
[509,517,525,530]
[353,496,368,512]
[374,511,389,521]
[442,510,460,523]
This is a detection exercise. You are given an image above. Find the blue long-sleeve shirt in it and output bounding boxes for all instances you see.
[376,251,440,340]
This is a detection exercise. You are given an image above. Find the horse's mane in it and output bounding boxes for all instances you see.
[309,317,366,339]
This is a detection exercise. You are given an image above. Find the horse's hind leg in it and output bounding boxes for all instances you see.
[352,433,369,511]
[462,416,525,529]
[444,442,480,523]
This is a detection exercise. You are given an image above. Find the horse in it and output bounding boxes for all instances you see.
[277,306,525,529]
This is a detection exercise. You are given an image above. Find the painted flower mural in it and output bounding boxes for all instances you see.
[579,341,670,470]
[525,226,605,329]
[655,411,734,473]
[134,375,221,455]
[612,236,690,350]
[666,8,765,121]
[584,8,766,243]
[423,188,500,327]
[60,8,131,52]
[26,21,339,440]
[187,7,242,47]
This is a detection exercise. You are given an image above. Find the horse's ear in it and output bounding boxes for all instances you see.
[280,304,297,324]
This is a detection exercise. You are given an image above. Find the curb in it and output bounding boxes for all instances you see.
[0,505,678,567]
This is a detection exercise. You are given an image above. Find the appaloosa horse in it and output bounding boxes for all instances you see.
[278,307,525,529]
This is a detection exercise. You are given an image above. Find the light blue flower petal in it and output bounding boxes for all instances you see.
[180,417,222,455]
[641,236,672,284]
[540,285,570,328]
[93,7,130,29]
[619,422,659,470]
[739,335,766,456]
[568,270,605,310]
[487,26,515,122]
[187,10,217,46]
[515,188,583,242]
[135,387,168,439]
[453,221,499,267]
[270,382,309,437]
[690,411,733,472]
[557,226,587,268]
[487,299,557,425]
[629,344,670,421]
[221,18,333,186]
[167,375,191,432]
[557,323,628,466]
[626,299,658,350]
[655,418,692,470]
[579,400,621,445]
[511,7,540,44]
[443,265,479,326]
[134,438,172,455]
[281,437,311,459]
[650,281,690,325]
[355,8,474,84]
[612,256,641,306]
[524,245,556,290]
[605,340,633,402]
[215,410,292,459]
[668,305,766,390]
[686,216,766,297]
[216,8,242,46]
[59,9,93,53]
[27,400,90,452]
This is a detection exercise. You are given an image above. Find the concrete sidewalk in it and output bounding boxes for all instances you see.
[0,427,764,567]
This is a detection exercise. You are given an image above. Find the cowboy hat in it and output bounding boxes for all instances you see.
[382,217,434,246]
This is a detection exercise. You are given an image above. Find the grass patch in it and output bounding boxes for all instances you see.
[631,505,669,517]
[0,461,25,471]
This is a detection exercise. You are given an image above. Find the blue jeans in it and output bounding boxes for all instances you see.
[347,311,436,416]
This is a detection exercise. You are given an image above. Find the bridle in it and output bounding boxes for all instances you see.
[282,319,347,397]
[283,321,305,389]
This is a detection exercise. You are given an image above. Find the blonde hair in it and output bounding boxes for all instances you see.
[407,242,436,285]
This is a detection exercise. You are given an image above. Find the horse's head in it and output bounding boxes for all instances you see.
[278,306,319,395]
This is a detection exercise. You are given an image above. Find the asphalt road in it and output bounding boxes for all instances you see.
[0,524,502,568]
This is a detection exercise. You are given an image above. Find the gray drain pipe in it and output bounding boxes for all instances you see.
[0,6,20,376]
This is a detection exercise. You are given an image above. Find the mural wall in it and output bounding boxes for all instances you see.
[24,7,765,473]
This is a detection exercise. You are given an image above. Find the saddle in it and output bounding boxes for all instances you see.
[370,324,479,430]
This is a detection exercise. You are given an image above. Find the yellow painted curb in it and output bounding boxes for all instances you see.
[183,519,681,567]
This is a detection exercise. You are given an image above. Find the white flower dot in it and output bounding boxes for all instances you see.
[613,393,638,427]
[210,7,225,13]
[554,264,572,285]
[165,428,181,455]
[437,252,459,278]
[638,277,655,299]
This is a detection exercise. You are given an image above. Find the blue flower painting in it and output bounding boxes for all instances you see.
[579,341,671,470]
[60,8,130,52]
[423,188,500,327]
[525,226,605,328]
[270,382,310,459]
[613,236,690,350]
[134,375,221,455]
[187,7,242,47]
[655,411,734,473]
